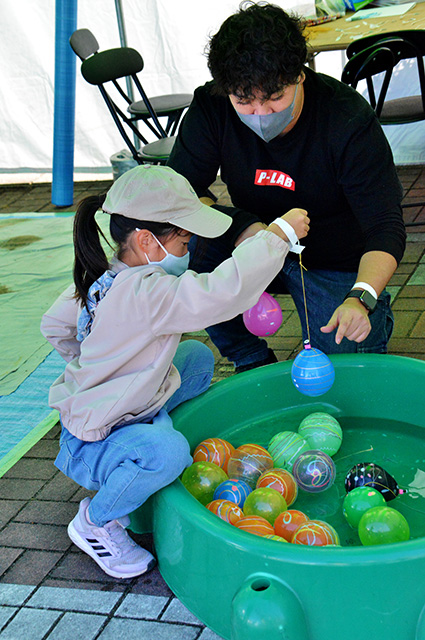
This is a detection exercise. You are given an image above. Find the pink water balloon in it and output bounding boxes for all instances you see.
[243,292,283,337]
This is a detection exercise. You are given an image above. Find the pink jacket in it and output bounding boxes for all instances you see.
[40,231,288,441]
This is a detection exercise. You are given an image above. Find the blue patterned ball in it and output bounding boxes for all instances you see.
[291,347,335,397]
[213,479,252,507]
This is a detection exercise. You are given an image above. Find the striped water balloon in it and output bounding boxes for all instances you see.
[235,515,275,537]
[298,412,342,456]
[291,346,335,397]
[292,520,340,546]
[268,431,310,472]
[227,444,273,488]
[256,468,298,506]
[193,437,235,473]
[206,499,244,525]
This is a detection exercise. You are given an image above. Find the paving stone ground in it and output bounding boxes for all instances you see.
[1,165,425,639]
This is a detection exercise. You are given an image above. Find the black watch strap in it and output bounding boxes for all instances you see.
[343,288,377,314]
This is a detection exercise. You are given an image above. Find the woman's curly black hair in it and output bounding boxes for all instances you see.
[207,1,307,101]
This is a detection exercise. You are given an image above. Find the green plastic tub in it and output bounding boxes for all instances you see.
[130,354,425,640]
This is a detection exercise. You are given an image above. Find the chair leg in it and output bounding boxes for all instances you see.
[165,112,183,136]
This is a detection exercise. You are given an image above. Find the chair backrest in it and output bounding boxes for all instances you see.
[69,28,99,61]
[342,45,398,115]
[81,47,144,85]
[80,46,167,154]
[342,32,425,120]
[346,29,425,59]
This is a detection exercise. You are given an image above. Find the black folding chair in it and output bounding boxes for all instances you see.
[342,31,425,226]
[343,32,425,124]
[70,30,192,164]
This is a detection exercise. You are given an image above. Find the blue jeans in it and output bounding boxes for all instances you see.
[189,236,394,368]
[54,340,214,526]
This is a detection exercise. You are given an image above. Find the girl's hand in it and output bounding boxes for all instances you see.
[267,208,310,243]
[280,208,310,240]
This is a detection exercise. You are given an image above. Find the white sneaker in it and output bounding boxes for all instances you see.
[67,497,156,579]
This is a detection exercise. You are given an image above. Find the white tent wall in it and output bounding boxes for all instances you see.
[0,0,242,176]
[73,0,244,173]
[1,0,424,179]
[1,2,57,171]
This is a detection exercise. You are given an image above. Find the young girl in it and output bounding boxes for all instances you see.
[41,164,309,579]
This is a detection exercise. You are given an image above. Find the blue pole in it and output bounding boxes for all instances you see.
[51,0,77,206]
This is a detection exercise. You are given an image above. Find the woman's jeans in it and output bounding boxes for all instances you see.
[189,236,394,368]
[54,340,214,526]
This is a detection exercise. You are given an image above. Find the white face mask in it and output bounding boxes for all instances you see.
[144,234,190,277]
[236,84,299,143]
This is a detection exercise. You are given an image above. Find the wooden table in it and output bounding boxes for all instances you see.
[306,2,425,56]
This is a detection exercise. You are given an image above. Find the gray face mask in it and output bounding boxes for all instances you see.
[236,84,299,143]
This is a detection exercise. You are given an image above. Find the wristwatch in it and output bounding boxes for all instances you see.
[343,288,377,314]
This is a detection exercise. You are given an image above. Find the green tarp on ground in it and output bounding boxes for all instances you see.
[0,214,111,396]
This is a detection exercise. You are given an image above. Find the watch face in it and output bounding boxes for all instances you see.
[345,289,377,312]
[359,290,375,311]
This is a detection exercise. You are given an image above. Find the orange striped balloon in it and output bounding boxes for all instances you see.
[237,443,272,462]
[235,515,274,537]
[292,520,340,546]
[256,468,298,506]
[206,499,244,525]
[193,438,235,473]
[274,509,309,542]
[263,534,289,542]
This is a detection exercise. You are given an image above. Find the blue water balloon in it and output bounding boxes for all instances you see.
[291,344,335,397]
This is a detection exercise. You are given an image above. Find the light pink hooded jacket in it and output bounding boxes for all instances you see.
[40,231,288,442]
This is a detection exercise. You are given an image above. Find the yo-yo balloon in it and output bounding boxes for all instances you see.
[243,487,288,525]
[358,506,410,546]
[292,450,336,493]
[292,520,340,546]
[268,431,310,473]
[342,487,387,529]
[298,412,343,456]
[242,292,283,337]
[181,461,228,505]
[227,444,273,489]
[291,342,335,397]
[345,462,406,502]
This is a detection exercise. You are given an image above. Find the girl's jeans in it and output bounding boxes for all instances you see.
[54,340,214,526]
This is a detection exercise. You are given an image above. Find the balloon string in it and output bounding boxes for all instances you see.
[299,254,311,345]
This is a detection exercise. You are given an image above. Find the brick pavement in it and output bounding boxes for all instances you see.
[0,166,425,639]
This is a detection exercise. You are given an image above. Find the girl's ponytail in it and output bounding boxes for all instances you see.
[73,194,110,307]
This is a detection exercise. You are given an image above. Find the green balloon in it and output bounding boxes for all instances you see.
[358,506,410,546]
[181,461,228,505]
[268,431,310,472]
[298,412,343,456]
[243,487,287,525]
[343,487,386,529]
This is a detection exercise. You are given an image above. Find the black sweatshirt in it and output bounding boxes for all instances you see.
[168,67,406,271]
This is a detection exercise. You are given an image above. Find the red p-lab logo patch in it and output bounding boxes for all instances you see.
[255,169,295,191]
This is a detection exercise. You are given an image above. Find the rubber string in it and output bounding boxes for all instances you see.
[299,253,311,346]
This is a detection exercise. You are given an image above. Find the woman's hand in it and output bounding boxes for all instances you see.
[320,298,371,345]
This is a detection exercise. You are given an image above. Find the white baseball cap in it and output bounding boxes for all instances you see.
[102,164,232,238]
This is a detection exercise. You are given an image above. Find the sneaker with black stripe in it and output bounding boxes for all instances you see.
[67,497,156,579]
